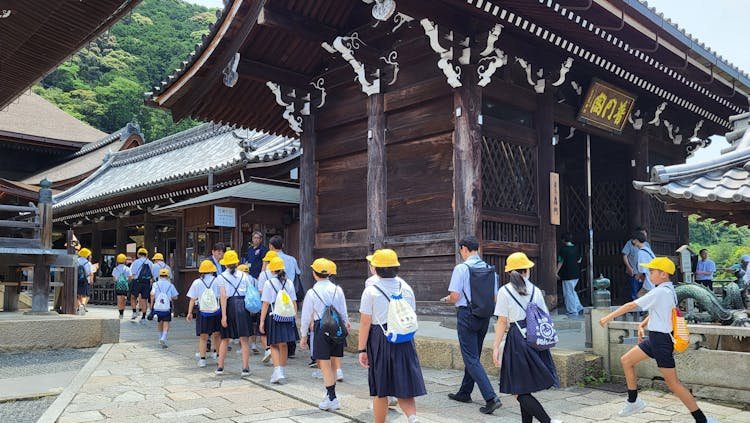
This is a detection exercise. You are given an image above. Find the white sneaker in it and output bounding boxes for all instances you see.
[336,368,344,381]
[198,359,207,368]
[262,349,272,363]
[618,398,646,417]
[270,368,282,384]
[241,369,251,377]
[312,370,323,379]
[705,418,719,423]
[119,314,124,320]
[551,420,563,423]
[195,352,200,359]
[215,367,224,375]
[250,343,259,354]
[159,339,168,348]
[211,352,218,360]
[318,395,341,411]
[407,415,418,423]
[279,367,287,381]
[139,318,147,325]
[131,311,137,320]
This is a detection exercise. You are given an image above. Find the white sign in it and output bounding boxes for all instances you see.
[214,206,236,227]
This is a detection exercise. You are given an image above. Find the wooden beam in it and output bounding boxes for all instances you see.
[257,6,338,43]
[536,90,558,307]
[236,58,312,91]
[367,94,387,250]
[299,114,317,293]
[452,66,482,251]
[631,128,650,230]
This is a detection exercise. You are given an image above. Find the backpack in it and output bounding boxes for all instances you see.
[136,261,152,283]
[270,279,295,322]
[311,286,348,344]
[153,282,172,313]
[77,262,87,285]
[373,282,418,343]
[667,285,690,353]
[115,268,129,292]
[462,263,497,318]
[506,285,558,351]
[198,277,220,316]
[244,278,262,313]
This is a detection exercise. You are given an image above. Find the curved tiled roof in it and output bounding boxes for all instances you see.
[53,123,300,210]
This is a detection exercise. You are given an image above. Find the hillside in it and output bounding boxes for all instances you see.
[33,0,217,142]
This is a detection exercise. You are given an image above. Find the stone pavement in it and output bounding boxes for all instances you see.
[55,306,748,422]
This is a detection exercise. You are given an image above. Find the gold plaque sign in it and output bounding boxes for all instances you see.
[578,79,636,133]
[550,172,560,226]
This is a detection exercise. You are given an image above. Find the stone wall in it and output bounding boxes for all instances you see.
[0,317,119,351]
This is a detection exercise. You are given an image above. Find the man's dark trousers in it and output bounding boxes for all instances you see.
[456,307,497,401]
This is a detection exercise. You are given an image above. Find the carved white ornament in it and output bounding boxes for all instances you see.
[663,120,683,144]
[0,10,10,19]
[628,109,644,130]
[476,24,507,87]
[552,57,574,87]
[222,53,240,88]
[516,58,545,94]
[266,81,303,134]
[380,51,399,86]
[322,33,380,96]
[392,13,414,32]
[420,18,463,88]
[310,78,326,109]
[648,102,667,126]
[692,119,704,139]
[571,81,583,96]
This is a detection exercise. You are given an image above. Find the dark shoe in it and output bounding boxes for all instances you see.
[479,398,502,414]
[448,393,472,403]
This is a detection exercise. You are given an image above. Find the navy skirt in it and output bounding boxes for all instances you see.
[367,325,427,399]
[499,321,559,395]
[264,313,299,345]
[220,297,253,339]
[77,280,89,296]
[196,312,221,335]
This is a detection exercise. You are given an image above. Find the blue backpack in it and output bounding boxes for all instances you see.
[244,280,262,313]
[506,285,558,351]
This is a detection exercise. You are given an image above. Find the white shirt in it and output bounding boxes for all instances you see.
[77,257,92,279]
[447,255,498,307]
[300,279,349,332]
[494,279,549,323]
[365,274,405,287]
[359,277,416,325]
[634,282,676,334]
[130,257,153,281]
[277,250,301,282]
[112,264,131,280]
[637,246,656,291]
[186,275,222,304]
[257,269,275,292]
[261,276,297,304]
[151,278,178,299]
[151,261,172,280]
[217,270,251,297]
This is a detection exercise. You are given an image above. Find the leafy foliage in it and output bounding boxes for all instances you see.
[689,215,750,278]
[34,0,217,141]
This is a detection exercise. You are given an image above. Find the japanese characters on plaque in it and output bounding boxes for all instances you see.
[550,172,560,226]
[578,79,636,134]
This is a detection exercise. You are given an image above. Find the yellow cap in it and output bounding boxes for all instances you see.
[365,254,374,263]
[237,264,250,273]
[220,250,240,266]
[77,248,92,258]
[369,249,400,268]
[152,253,164,261]
[640,257,676,275]
[198,260,217,274]
[504,252,535,272]
[311,258,336,275]
[159,268,170,277]
[116,253,127,264]
[137,248,148,256]
[268,256,285,272]
[262,250,278,262]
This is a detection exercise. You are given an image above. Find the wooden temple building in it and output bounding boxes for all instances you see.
[146,0,749,307]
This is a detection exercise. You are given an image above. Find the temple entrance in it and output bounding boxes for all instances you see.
[556,130,633,306]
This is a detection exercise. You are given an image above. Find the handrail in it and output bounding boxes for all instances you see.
[0,204,37,213]
[609,320,750,337]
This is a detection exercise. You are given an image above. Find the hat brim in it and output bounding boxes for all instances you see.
[505,261,535,272]
[639,263,674,274]
[365,255,373,262]
[220,258,239,266]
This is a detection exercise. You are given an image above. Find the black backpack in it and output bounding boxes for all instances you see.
[77,262,87,284]
[311,286,348,344]
[136,261,152,283]
[463,263,497,318]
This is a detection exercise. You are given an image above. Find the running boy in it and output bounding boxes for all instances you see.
[599,257,717,423]
[150,268,178,348]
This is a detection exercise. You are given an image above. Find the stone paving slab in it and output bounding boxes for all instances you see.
[54,308,748,422]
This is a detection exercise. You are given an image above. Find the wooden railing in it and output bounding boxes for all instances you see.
[0,203,41,249]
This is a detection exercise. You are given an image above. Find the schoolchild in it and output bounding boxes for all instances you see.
[357,249,426,423]
[112,253,132,319]
[151,253,172,280]
[259,256,299,384]
[599,257,717,423]
[76,248,93,314]
[237,264,262,355]
[492,252,561,423]
[216,250,255,377]
[150,268,178,348]
[300,258,349,411]
[129,248,154,324]
[186,260,222,367]
[258,250,278,363]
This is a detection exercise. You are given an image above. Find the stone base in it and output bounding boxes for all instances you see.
[0,315,119,351]
[345,328,601,388]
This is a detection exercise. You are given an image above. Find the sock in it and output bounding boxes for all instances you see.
[118,310,124,316]
[142,312,146,319]
[520,408,533,423]
[161,331,168,340]
[627,389,638,403]
[200,356,206,360]
[132,308,136,313]
[517,394,551,423]
[691,409,707,423]
[326,384,336,400]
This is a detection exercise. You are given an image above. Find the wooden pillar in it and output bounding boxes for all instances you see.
[536,90,557,307]
[174,214,187,316]
[116,217,127,253]
[91,221,102,266]
[144,212,155,254]
[60,229,77,314]
[31,180,53,313]
[452,68,482,252]
[299,114,317,293]
[630,129,650,230]
[367,93,387,250]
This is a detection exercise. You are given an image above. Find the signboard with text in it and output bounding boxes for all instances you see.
[578,79,636,134]
[213,206,236,227]
[550,172,560,226]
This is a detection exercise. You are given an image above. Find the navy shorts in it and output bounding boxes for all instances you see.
[311,321,345,361]
[131,281,151,299]
[155,310,172,322]
[639,331,675,368]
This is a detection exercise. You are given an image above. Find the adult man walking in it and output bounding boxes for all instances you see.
[622,227,649,300]
[441,235,501,414]
[557,233,583,317]
[244,231,268,280]
[695,249,716,292]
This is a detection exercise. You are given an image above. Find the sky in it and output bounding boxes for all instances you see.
[185,0,747,163]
